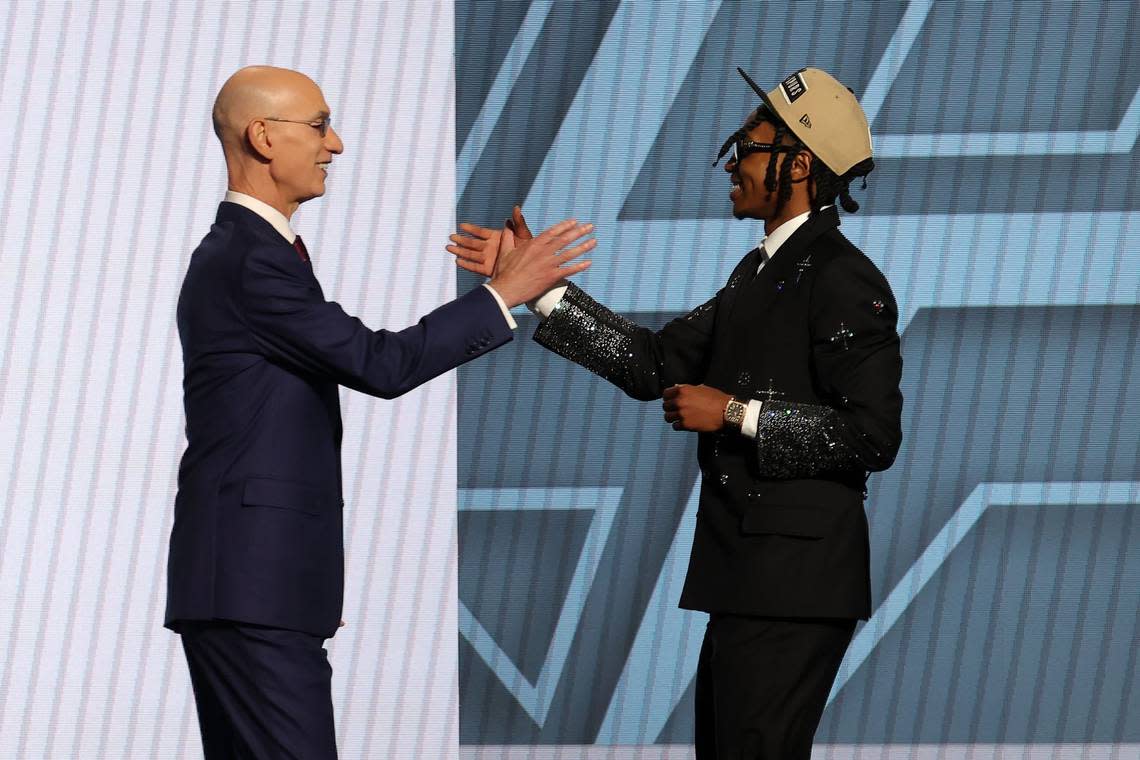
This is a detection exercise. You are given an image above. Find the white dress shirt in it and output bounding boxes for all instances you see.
[223,190,516,329]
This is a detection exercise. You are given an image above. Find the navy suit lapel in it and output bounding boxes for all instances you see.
[216,201,295,249]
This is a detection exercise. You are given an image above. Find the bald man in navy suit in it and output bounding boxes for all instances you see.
[166,65,595,759]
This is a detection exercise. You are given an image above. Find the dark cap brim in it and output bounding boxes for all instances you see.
[737,66,779,115]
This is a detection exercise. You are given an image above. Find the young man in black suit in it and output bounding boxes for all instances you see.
[452,67,903,759]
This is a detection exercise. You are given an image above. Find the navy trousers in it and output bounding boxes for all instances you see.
[180,621,337,760]
[694,614,856,760]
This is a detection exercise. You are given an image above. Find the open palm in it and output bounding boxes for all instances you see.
[447,206,535,277]
[447,223,501,277]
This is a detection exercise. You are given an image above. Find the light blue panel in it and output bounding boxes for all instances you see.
[456,0,1140,748]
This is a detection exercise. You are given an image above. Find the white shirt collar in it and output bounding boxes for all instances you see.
[223,190,296,243]
[759,205,833,259]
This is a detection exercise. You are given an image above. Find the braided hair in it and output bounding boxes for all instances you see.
[714,105,874,215]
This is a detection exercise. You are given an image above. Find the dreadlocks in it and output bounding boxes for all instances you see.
[715,105,874,215]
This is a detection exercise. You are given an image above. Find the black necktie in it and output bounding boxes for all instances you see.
[750,245,769,280]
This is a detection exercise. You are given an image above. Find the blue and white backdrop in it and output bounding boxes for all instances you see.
[455,1,1139,758]
[0,2,1136,759]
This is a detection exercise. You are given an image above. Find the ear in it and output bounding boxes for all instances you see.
[790,149,813,181]
[246,119,273,160]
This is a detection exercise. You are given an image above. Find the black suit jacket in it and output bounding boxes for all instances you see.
[535,207,902,619]
[166,202,512,637]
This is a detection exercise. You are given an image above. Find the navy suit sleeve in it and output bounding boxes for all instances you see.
[239,243,512,398]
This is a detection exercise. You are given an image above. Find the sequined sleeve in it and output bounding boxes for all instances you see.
[753,400,866,478]
[532,282,662,396]
[534,273,729,399]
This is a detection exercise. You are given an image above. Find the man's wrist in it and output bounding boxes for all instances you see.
[528,281,569,319]
[723,396,747,430]
[482,283,518,330]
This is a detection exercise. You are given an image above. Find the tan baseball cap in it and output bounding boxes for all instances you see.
[738,67,873,176]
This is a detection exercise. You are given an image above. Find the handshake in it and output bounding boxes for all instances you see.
[446,206,594,308]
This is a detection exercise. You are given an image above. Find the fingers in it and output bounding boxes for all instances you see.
[662,385,681,400]
[445,243,487,262]
[449,234,488,253]
[499,226,516,255]
[455,258,486,274]
[458,222,495,240]
[553,223,594,250]
[537,218,579,242]
[556,260,591,277]
[557,238,596,263]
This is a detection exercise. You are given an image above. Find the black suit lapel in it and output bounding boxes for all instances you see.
[731,207,842,321]
[716,246,763,325]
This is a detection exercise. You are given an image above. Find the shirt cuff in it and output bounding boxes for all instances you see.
[482,283,518,330]
[740,400,762,439]
[528,282,569,319]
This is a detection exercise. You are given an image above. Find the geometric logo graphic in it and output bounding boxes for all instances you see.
[458,487,622,726]
[828,480,1140,704]
[456,0,1140,747]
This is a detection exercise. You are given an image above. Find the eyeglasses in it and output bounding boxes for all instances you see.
[265,116,332,137]
[730,139,796,163]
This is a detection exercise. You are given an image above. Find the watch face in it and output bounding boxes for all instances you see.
[726,400,746,425]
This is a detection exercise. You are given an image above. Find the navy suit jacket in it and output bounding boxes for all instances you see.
[165,202,512,637]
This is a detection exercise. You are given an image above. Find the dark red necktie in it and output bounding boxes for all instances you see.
[293,235,309,262]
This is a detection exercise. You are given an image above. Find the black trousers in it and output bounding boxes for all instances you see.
[180,621,337,760]
[694,614,856,760]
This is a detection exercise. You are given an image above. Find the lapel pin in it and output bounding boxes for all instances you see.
[794,255,813,284]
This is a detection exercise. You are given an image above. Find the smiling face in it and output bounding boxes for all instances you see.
[213,66,347,218]
[264,78,344,208]
[722,110,818,234]
[724,116,783,221]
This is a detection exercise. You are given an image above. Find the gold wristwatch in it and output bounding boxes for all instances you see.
[723,396,747,430]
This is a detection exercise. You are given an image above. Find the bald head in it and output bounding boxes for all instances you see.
[212,66,323,146]
[212,66,343,218]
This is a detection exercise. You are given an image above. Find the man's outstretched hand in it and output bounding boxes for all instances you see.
[448,223,500,277]
[447,205,535,277]
[486,218,594,308]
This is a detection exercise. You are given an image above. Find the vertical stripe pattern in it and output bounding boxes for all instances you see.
[0,2,460,757]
